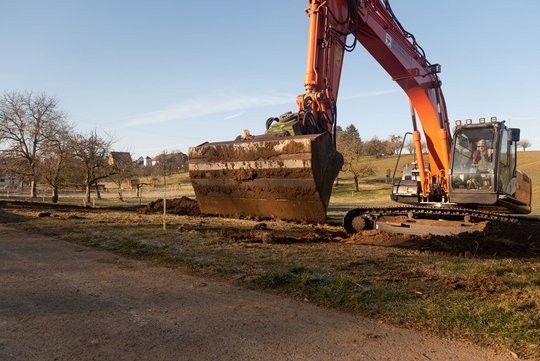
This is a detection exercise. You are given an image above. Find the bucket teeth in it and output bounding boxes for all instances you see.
[188,133,343,222]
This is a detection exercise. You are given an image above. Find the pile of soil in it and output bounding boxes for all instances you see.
[139,197,200,216]
[347,219,540,258]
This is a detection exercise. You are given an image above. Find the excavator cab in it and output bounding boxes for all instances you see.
[449,119,532,213]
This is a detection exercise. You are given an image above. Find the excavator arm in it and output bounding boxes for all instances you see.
[297,0,452,199]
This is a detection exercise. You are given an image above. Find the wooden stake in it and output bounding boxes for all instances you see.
[163,192,167,230]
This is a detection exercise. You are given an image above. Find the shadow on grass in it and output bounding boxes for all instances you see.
[0,209,32,224]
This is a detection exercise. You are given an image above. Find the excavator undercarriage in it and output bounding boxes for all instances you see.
[343,205,536,236]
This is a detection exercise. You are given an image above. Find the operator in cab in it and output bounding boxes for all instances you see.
[467,139,494,190]
[472,139,493,172]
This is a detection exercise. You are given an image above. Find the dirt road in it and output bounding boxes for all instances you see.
[0,225,517,361]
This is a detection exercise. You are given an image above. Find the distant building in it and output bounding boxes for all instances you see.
[134,155,154,167]
[135,152,188,169]
[0,160,19,188]
[0,174,18,188]
[108,151,132,166]
[144,156,152,167]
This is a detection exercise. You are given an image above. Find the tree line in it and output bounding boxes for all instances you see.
[2,91,531,201]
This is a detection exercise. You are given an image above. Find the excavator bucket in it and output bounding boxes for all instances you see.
[188,133,343,222]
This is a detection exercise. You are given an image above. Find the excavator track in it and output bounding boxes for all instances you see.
[343,205,538,236]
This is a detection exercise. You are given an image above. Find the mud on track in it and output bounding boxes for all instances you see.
[345,220,540,258]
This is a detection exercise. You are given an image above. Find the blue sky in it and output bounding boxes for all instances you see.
[1,0,539,157]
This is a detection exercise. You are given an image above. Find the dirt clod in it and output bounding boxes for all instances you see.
[253,222,268,230]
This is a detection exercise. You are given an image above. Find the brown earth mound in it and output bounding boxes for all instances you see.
[139,197,200,216]
[347,219,540,258]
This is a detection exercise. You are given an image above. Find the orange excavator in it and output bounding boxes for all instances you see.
[189,0,532,231]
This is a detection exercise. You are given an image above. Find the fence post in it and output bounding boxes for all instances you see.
[163,192,167,230]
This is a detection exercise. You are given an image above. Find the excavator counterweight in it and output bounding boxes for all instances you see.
[189,133,343,222]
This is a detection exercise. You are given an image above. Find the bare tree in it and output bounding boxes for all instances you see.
[336,125,374,192]
[71,130,114,204]
[387,134,403,155]
[38,121,75,203]
[518,139,531,151]
[405,139,416,155]
[0,91,65,197]
[131,164,153,198]
[152,150,188,186]
[108,152,133,201]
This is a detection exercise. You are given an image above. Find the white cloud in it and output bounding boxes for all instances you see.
[223,111,246,121]
[118,93,291,128]
[116,89,398,129]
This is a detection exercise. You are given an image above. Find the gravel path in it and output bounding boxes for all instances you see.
[0,225,517,361]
